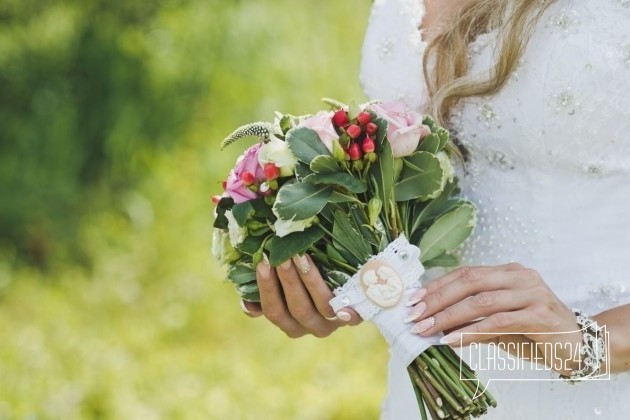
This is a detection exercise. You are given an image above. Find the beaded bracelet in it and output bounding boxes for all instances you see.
[560,308,607,383]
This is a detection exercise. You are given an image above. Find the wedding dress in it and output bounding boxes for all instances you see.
[360,0,630,418]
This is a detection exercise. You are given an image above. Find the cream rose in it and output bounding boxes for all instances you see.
[369,102,431,158]
[258,135,298,177]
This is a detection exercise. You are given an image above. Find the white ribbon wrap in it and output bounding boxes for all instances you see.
[329,236,442,367]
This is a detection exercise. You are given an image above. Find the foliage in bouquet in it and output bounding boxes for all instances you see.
[212,99,476,303]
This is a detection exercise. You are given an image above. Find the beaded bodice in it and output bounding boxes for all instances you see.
[361,0,630,316]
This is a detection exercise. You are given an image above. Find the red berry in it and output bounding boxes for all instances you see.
[211,195,222,205]
[357,112,372,125]
[348,142,362,161]
[331,109,349,127]
[264,163,280,181]
[347,124,362,139]
[362,136,375,153]
[240,171,255,185]
[366,122,378,135]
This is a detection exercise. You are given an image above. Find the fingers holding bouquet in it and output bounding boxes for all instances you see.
[407,263,582,372]
[255,253,360,338]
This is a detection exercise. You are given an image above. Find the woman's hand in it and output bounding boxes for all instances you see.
[242,254,361,338]
[406,263,582,373]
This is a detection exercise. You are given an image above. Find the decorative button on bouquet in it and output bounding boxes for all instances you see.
[212,99,497,419]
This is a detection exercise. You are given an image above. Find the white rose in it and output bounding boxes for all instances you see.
[273,216,315,238]
[225,210,246,247]
[212,228,223,261]
[258,135,298,177]
[212,228,240,265]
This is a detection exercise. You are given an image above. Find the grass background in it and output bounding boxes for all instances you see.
[0,1,391,418]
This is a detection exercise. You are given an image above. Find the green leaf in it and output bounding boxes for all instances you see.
[423,253,460,268]
[237,235,265,255]
[436,127,450,151]
[213,197,235,229]
[422,115,437,133]
[295,162,313,181]
[279,115,293,134]
[394,151,444,202]
[419,203,477,262]
[273,183,332,221]
[310,155,341,174]
[237,282,260,294]
[332,210,371,264]
[329,190,361,203]
[326,271,352,287]
[372,117,388,149]
[417,133,440,154]
[250,197,275,219]
[305,172,366,193]
[266,226,325,266]
[286,127,331,164]
[412,180,459,233]
[227,264,257,285]
[370,138,395,209]
[238,290,261,302]
[231,201,255,226]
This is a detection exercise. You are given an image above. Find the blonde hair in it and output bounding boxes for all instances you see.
[423,0,554,128]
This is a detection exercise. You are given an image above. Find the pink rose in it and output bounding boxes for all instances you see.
[225,143,266,203]
[369,102,430,158]
[297,111,338,152]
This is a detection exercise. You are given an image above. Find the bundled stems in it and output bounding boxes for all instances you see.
[407,345,496,419]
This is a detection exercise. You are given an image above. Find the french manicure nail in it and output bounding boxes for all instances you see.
[406,288,427,307]
[337,311,352,322]
[410,316,435,334]
[257,259,270,277]
[262,253,270,265]
[440,333,459,345]
[280,259,292,270]
[240,300,251,314]
[404,302,427,323]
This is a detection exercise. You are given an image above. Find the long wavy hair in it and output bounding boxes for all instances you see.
[423,0,555,129]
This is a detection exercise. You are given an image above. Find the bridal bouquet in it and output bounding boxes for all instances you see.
[212,99,497,419]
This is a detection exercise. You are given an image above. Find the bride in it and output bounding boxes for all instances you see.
[245,0,630,418]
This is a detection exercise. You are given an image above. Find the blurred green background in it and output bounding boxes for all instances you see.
[0,0,390,418]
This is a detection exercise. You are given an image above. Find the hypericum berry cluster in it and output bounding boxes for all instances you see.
[331,109,378,170]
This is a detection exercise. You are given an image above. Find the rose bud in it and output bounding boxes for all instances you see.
[211,195,222,205]
[362,136,375,153]
[263,163,280,181]
[348,142,362,160]
[332,109,349,127]
[240,171,255,186]
[347,124,362,139]
[366,122,378,135]
[357,112,372,125]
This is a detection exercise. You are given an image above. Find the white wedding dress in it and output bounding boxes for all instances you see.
[360,0,630,418]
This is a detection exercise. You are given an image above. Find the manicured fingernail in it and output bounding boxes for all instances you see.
[440,332,459,345]
[404,302,426,323]
[406,288,427,307]
[410,316,435,334]
[262,253,270,265]
[292,255,311,274]
[337,311,352,322]
[280,259,292,270]
[257,259,270,277]
[240,300,251,315]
